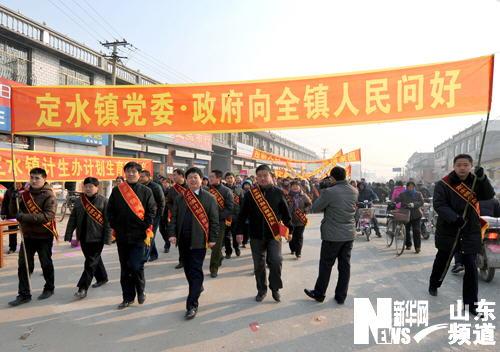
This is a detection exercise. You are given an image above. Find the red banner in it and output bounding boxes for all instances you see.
[10,56,493,134]
[0,149,153,182]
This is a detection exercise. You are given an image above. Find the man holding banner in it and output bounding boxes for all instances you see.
[64,177,112,299]
[8,168,58,307]
[207,170,233,278]
[107,162,156,310]
[168,167,219,320]
[236,164,292,303]
[429,154,495,316]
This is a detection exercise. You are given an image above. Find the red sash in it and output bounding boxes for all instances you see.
[118,182,154,245]
[233,192,240,205]
[210,186,232,226]
[81,194,104,226]
[173,183,185,194]
[286,193,308,226]
[249,186,289,241]
[176,187,210,245]
[21,189,59,240]
[441,175,488,232]
[209,187,225,209]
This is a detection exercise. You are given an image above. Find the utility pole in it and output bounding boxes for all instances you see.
[321,148,328,160]
[101,40,130,195]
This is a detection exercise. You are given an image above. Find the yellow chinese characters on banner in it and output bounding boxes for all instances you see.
[11,56,493,134]
[0,149,153,182]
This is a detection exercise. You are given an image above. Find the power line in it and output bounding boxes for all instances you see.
[70,0,119,41]
[81,0,124,39]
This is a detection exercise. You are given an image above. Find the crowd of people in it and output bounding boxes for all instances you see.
[1,153,497,320]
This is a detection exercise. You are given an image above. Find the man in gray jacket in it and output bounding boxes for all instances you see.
[304,166,358,304]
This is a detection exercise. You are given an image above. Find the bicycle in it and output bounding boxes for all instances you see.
[58,191,81,222]
[385,208,411,256]
[356,201,374,241]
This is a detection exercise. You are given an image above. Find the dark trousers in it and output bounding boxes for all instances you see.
[250,237,283,293]
[405,218,421,249]
[8,226,18,251]
[429,249,478,309]
[181,246,206,310]
[372,217,380,235]
[289,225,305,256]
[77,241,107,290]
[209,222,225,274]
[144,216,161,261]
[117,242,145,302]
[224,222,239,256]
[18,237,54,297]
[314,240,353,301]
[159,215,171,250]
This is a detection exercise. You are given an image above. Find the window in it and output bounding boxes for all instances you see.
[0,38,30,84]
[59,62,92,85]
[467,139,472,152]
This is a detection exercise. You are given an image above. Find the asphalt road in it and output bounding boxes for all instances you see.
[0,214,498,351]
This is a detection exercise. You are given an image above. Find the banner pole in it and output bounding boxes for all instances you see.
[9,132,32,293]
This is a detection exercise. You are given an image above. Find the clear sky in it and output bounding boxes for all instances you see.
[3,0,500,179]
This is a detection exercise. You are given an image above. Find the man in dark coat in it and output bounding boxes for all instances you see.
[65,177,112,299]
[224,172,244,258]
[207,169,233,278]
[166,169,188,268]
[8,168,58,306]
[429,154,495,316]
[140,170,165,262]
[236,164,292,303]
[396,181,425,253]
[1,182,22,254]
[168,167,219,320]
[357,181,381,237]
[107,162,156,310]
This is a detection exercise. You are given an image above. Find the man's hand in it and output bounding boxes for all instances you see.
[474,166,484,179]
[408,203,414,208]
[236,234,244,244]
[169,237,177,246]
[287,235,293,242]
[208,242,216,249]
[15,213,24,222]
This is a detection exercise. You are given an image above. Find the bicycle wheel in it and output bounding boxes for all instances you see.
[59,202,67,222]
[395,224,406,256]
[364,227,370,241]
[385,218,394,247]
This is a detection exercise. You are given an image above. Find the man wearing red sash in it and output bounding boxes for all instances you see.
[429,154,495,316]
[236,164,292,303]
[208,169,233,278]
[166,168,188,269]
[223,172,244,258]
[107,162,157,310]
[64,177,112,299]
[168,167,219,319]
[8,168,58,307]
[287,180,312,259]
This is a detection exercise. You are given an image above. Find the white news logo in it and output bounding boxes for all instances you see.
[354,298,496,345]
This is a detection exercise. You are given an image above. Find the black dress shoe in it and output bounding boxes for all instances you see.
[92,279,108,288]
[415,248,421,254]
[406,246,412,250]
[304,289,325,302]
[74,289,87,299]
[225,254,231,259]
[210,272,218,278]
[38,290,54,300]
[138,294,146,304]
[468,308,484,319]
[7,249,15,254]
[185,307,197,320]
[164,248,170,254]
[255,292,267,302]
[175,262,184,269]
[428,286,438,296]
[117,301,132,310]
[271,290,281,302]
[376,232,382,238]
[235,248,241,257]
[8,295,31,307]
[334,296,345,305]
[148,256,158,262]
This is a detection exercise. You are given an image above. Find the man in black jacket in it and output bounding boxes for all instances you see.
[208,169,233,278]
[168,167,219,320]
[65,177,112,299]
[107,162,156,310]
[1,182,22,254]
[236,164,292,303]
[429,154,495,316]
[140,170,165,262]
[224,172,244,258]
[166,169,188,268]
